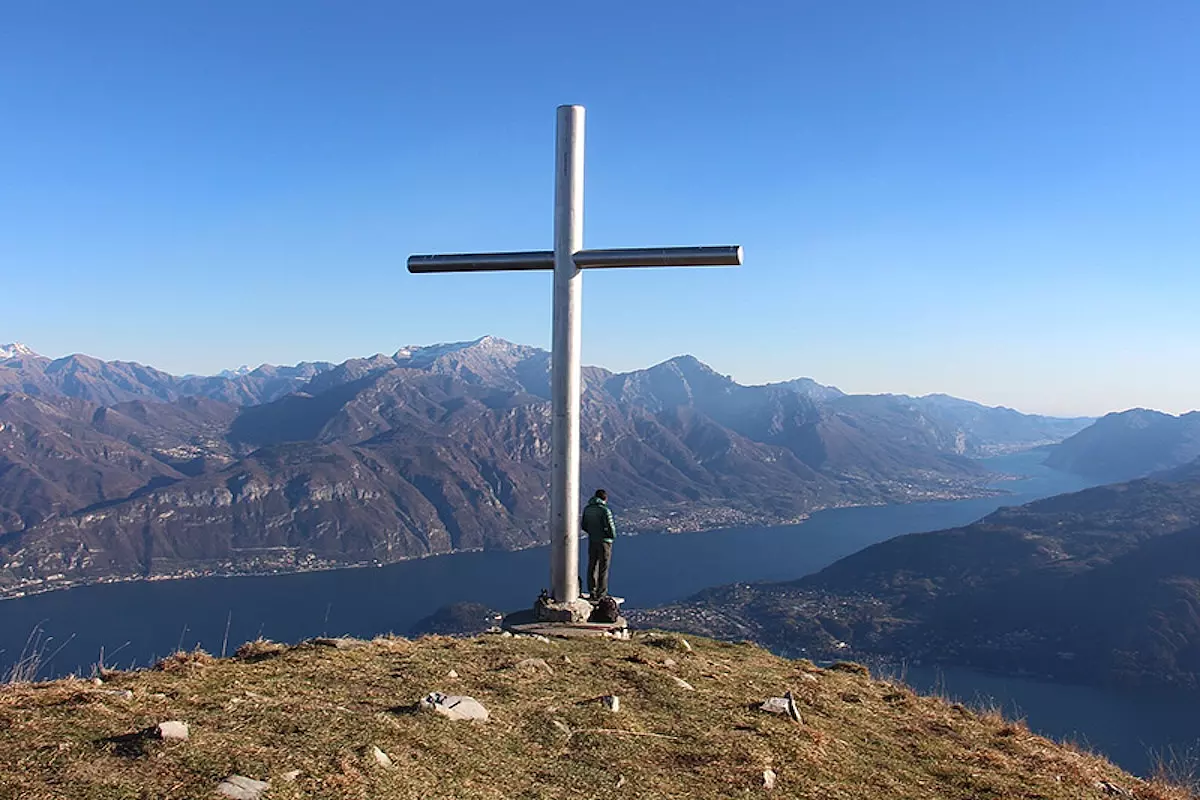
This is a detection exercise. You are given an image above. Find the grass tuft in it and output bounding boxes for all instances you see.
[152,647,214,672]
[234,638,289,661]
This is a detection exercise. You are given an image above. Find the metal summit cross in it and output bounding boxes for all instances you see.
[408,105,742,612]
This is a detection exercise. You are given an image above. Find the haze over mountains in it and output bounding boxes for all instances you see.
[1045,408,1200,482]
[0,337,1094,597]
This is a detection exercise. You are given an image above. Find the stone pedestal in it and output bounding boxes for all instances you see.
[534,597,593,624]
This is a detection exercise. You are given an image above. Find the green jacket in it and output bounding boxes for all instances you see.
[581,496,615,543]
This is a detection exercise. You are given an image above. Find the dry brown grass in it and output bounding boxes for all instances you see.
[0,632,1188,800]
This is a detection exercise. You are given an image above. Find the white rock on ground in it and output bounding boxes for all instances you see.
[420,692,489,722]
[680,638,692,652]
[759,697,791,715]
[671,676,695,691]
[601,695,620,712]
[216,775,270,800]
[280,770,301,782]
[156,720,189,741]
[446,669,459,678]
[763,769,777,790]
[372,745,393,768]
[515,658,553,675]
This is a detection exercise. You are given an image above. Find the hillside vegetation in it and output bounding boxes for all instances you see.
[0,633,1182,799]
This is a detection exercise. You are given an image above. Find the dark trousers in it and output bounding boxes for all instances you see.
[587,539,612,597]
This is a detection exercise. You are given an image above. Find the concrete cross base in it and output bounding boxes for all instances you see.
[534,597,594,624]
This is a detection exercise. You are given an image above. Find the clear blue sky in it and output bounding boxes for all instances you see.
[1,1,1197,417]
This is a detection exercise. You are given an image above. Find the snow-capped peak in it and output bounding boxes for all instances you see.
[0,342,37,360]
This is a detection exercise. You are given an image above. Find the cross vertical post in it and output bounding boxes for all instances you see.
[407,104,742,624]
[550,105,585,603]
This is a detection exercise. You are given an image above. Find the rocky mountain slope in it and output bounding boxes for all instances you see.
[0,632,1180,800]
[0,338,1087,597]
[1046,408,1200,482]
[633,459,1200,691]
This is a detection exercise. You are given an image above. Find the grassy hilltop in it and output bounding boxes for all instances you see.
[0,633,1187,800]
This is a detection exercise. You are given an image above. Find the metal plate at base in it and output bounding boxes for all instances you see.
[502,607,628,638]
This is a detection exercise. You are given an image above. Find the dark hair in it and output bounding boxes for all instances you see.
[594,489,607,501]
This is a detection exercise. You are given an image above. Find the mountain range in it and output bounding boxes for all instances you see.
[633,458,1200,691]
[0,338,1091,598]
[1045,407,1200,482]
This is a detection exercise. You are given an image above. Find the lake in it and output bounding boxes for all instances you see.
[1,451,1196,776]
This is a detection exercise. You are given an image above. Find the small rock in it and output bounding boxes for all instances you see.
[562,655,573,664]
[500,630,513,638]
[763,768,777,790]
[663,658,677,668]
[216,775,270,800]
[149,693,167,700]
[552,719,572,735]
[679,638,692,652]
[91,677,103,686]
[372,745,393,768]
[103,689,134,700]
[799,673,818,683]
[514,657,553,675]
[156,720,189,741]
[446,669,459,678]
[281,770,301,782]
[420,692,489,721]
[616,774,627,789]
[601,695,620,713]
[671,676,695,691]
[759,697,791,715]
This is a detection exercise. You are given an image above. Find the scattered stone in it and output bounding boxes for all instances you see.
[763,769,777,790]
[149,693,167,700]
[616,774,627,789]
[562,655,573,664]
[759,697,791,715]
[799,673,818,683]
[372,745,393,768]
[680,638,692,652]
[216,775,270,800]
[420,692,489,721]
[500,631,513,638]
[663,658,677,668]
[91,677,103,686]
[552,719,572,735]
[281,770,301,783]
[671,676,695,691]
[447,669,459,678]
[103,689,134,700]
[514,657,553,675]
[156,721,189,741]
[601,695,620,712]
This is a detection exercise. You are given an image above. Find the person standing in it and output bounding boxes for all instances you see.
[581,489,616,598]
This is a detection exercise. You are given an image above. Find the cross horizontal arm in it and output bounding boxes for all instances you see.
[407,245,742,274]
